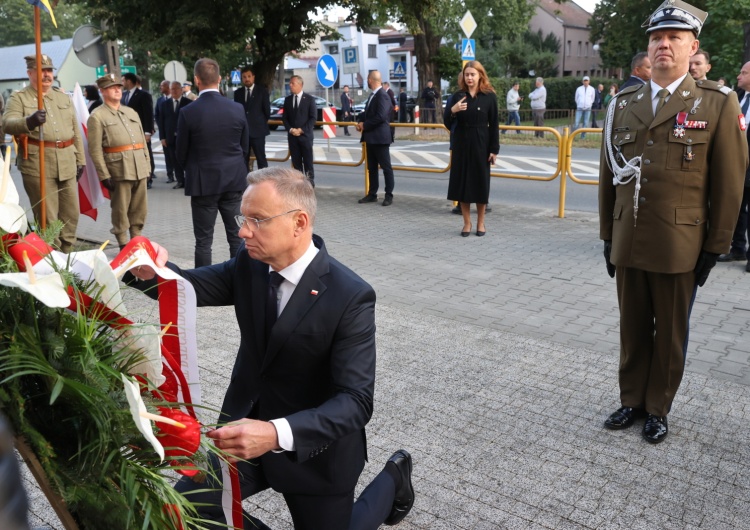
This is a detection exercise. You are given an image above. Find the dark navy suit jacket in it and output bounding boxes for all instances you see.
[125,88,154,134]
[138,235,375,496]
[234,84,271,139]
[358,88,393,145]
[176,91,249,196]
[157,96,191,145]
[282,92,317,139]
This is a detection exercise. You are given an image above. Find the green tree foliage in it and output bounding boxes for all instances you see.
[434,45,463,84]
[70,0,344,90]
[590,0,749,82]
[0,0,89,47]
[478,29,560,79]
[347,0,536,123]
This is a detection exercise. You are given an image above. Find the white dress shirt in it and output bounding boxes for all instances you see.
[649,74,687,115]
[267,241,320,451]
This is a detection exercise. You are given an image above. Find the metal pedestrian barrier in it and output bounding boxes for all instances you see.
[261,119,603,218]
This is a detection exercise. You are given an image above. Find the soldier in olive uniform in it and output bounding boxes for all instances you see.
[4,55,85,252]
[599,0,749,443]
[87,74,150,248]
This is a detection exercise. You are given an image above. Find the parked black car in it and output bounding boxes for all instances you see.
[269,96,337,130]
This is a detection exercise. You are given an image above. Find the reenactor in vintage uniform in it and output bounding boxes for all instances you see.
[87,74,150,249]
[599,0,749,443]
[4,54,85,252]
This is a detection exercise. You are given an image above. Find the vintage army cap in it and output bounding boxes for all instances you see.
[24,54,55,70]
[96,73,124,90]
[642,0,708,36]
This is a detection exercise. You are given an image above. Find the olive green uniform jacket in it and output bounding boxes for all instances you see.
[599,76,748,272]
[4,86,85,252]
[87,103,150,182]
[87,103,150,246]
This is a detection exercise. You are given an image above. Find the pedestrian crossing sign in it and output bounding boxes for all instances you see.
[231,70,241,85]
[393,61,406,78]
[461,39,476,61]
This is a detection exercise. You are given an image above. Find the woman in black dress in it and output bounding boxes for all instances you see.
[444,61,499,237]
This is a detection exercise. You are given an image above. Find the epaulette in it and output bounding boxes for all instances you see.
[695,79,731,95]
[616,84,643,97]
[52,86,63,92]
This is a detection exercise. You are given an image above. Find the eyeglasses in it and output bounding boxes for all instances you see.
[235,209,301,231]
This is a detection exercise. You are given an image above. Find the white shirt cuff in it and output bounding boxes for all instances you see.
[269,418,295,452]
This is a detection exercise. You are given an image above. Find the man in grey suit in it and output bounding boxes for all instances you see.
[357,70,395,206]
[128,167,415,529]
[176,58,249,267]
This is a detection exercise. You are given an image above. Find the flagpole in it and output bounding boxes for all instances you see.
[34,6,47,229]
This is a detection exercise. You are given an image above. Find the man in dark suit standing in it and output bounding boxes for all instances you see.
[153,80,171,180]
[157,81,192,189]
[234,65,271,170]
[282,75,317,184]
[619,52,652,91]
[122,73,156,188]
[717,65,750,268]
[176,58,249,267]
[129,167,415,529]
[398,87,408,123]
[340,84,353,136]
[357,70,396,206]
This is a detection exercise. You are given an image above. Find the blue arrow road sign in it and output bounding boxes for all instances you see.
[317,54,338,88]
[231,70,241,84]
[461,39,476,60]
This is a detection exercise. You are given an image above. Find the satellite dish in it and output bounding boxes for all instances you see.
[72,25,107,68]
[163,61,188,84]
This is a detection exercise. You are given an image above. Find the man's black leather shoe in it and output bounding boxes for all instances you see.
[452,205,461,214]
[643,414,668,444]
[604,406,644,430]
[358,195,377,204]
[746,261,750,273]
[384,449,414,526]
[173,183,184,189]
[718,251,745,262]
[382,196,393,206]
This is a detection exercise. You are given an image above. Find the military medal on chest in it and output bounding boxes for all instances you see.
[673,112,688,138]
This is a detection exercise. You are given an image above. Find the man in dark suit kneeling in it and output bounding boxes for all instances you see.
[129,167,415,529]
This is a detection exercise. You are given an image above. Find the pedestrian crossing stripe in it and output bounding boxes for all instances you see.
[462,40,475,59]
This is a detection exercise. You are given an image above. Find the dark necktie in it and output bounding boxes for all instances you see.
[265,271,284,342]
[294,94,299,109]
[173,99,178,112]
[246,86,251,102]
[655,88,669,116]
[122,90,130,105]
[742,95,750,117]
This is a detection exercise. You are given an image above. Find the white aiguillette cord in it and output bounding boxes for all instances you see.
[604,94,643,226]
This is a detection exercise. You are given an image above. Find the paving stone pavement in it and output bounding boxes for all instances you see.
[14,168,750,529]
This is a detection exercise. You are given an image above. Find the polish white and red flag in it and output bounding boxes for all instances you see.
[71,83,109,220]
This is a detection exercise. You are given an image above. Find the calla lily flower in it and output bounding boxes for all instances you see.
[67,242,125,311]
[118,323,167,388]
[0,251,70,308]
[0,150,28,234]
[121,373,165,462]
